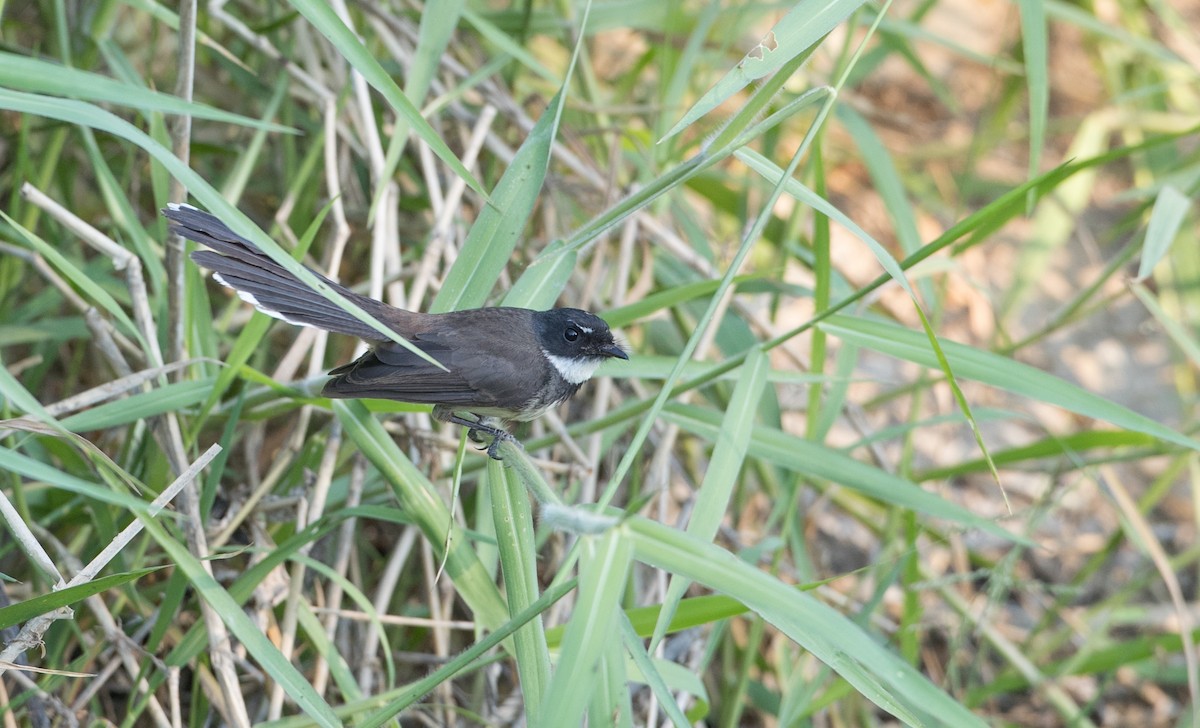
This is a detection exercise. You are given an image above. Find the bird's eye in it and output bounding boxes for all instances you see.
[564,327,580,342]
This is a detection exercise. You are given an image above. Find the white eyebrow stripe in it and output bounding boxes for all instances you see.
[579,326,594,334]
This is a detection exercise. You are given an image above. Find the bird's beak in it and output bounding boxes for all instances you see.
[600,343,629,360]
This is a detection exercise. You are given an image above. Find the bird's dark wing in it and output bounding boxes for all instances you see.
[319,309,544,412]
[321,335,496,408]
[322,322,547,413]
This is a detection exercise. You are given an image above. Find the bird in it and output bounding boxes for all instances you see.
[163,203,628,458]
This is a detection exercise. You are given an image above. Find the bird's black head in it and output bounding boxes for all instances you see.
[533,308,628,385]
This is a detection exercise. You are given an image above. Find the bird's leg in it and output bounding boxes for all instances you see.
[432,406,518,460]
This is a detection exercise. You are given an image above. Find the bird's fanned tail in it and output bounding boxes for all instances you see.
[163,203,408,341]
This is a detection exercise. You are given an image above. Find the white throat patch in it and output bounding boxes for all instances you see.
[543,350,602,385]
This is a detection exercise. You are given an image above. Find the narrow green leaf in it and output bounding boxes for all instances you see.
[136,518,342,727]
[1130,282,1200,367]
[221,76,290,201]
[502,239,578,310]
[1016,0,1048,192]
[58,380,213,432]
[0,446,156,515]
[540,528,634,726]
[662,0,867,139]
[488,460,550,718]
[1,211,145,348]
[737,148,907,285]
[876,15,1025,74]
[0,319,88,345]
[664,403,1020,544]
[820,314,1200,453]
[916,430,1159,482]
[78,129,167,294]
[650,346,769,650]
[294,604,363,703]
[620,616,696,727]
[835,106,921,253]
[592,354,828,384]
[0,52,293,132]
[1000,115,1107,316]
[431,88,563,312]
[0,351,61,424]
[293,554,397,687]
[1136,184,1191,281]
[602,273,768,329]
[333,400,509,629]
[591,626,632,726]
[370,0,467,222]
[406,0,466,103]
[463,7,557,82]
[1045,0,1187,64]
[287,0,486,200]
[628,517,985,727]
[0,567,164,631]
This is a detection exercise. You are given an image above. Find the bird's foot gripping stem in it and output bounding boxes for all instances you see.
[433,407,519,460]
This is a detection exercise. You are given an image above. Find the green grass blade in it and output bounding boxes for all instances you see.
[602,273,768,329]
[333,400,509,629]
[288,0,485,199]
[736,148,902,280]
[915,430,1159,482]
[432,0,592,314]
[0,52,293,132]
[136,517,342,727]
[0,567,163,631]
[539,528,634,726]
[1045,0,1187,64]
[650,346,769,650]
[663,403,1020,544]
[627,517,985,728]
[1016,0,1048,198]
[59,379,214,431]
[462,7,557,82]
[820,314,1200,453]
[591,627,632,727]
[369,0,466,222]
[78,129,167,292]
[1136,184,1190,281]
[662,0,867,139]
[0,445,154,514]
[502,238,579,310]
[835,106,921,254]
[1130,281,1200,368]
[487,460,550,718]
[2,211,144,348]
[620,614,696,727]
[431,88,562,312]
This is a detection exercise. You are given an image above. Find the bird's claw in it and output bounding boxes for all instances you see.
[471,429,519,460]
[444,412,517,461]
